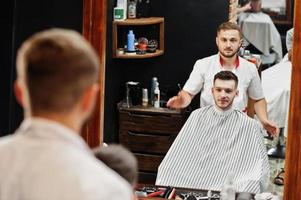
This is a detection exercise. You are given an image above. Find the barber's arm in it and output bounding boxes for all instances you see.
[166,90,194,109]
[237,2,251,14]
[254,98,279,137]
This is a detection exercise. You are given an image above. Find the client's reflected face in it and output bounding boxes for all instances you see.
[216,30,241,59]
[212,79,238,110]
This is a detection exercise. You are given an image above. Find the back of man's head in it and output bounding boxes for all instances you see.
[16,28,99,115]
[217,22,243,39]
[250,0,262,12]
[93,144,138,186]
[214,71,239,87]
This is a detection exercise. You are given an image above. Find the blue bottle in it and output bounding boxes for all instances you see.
[127,30,135,52]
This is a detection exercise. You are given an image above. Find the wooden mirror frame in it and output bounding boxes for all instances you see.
[84,0,301,198]
[283,0,301,199]
[81,0,107,148]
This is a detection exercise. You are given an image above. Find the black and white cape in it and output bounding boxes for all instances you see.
[156,105,269,194]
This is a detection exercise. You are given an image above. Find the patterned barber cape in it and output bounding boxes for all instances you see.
[156,106,269,194]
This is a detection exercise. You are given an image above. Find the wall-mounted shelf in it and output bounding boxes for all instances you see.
[112,17,164,59]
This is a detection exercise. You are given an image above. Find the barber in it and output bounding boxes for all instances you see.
[167,21,278,136]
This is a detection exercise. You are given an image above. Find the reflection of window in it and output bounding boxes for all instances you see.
[262,0,286,14]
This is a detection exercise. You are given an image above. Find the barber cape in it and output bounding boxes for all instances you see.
[156,106,269,194]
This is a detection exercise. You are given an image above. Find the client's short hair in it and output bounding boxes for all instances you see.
[214,71,239,87]
[16,28,99,114]
[93,144,138,186]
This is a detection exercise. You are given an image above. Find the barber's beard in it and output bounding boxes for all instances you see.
[220,50,237,58]
[219,47,239,58]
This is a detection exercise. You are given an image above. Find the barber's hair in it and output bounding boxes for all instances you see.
[16,28,99,114]
[214,71,238,87]
[217,22,243,39]
[93,144,138,186]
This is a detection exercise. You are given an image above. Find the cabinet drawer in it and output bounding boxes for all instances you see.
[138,172,157,184]
[119,112,184,134]
[120,130,175,154]
[135,153,164,172]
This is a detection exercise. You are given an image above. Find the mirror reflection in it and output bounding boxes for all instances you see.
[112,1,293,198]
[261,0,286,15]
[239,0,292,24]
[80,0,300,199]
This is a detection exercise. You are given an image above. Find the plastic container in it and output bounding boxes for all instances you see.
[114,0,127,21]
[128,0,137,19]
[127,30,135,52]
[142,88,148,106]
[154,82,160,108]
[114,7,125,21]
[150,77,158,106]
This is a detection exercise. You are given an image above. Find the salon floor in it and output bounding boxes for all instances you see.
[264,137,285,197]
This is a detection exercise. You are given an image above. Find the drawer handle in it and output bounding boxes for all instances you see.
[128,113,154,118]
[128,113,172,118]
[128,131,171,137]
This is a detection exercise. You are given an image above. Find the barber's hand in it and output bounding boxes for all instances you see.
[262,120,279,137]
[241,2,251,12]
[167,90,193,109]
[166,96,185,109]
[288,49,292,62]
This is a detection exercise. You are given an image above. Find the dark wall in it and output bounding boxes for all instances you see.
[0,0,83,136]
[0,1,14,136]
[104,0,228,142]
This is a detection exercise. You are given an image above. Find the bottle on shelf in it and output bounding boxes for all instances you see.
[150,77,158,106]
[128,0,137,19]
[142,88,148,106]
[127,30,135,52]
[113,0,127,21]
[154,82,160,108]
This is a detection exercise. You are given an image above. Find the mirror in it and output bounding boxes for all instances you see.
[261,0,293,24]
[236,0,293,24]
[261,0,286,15]
[83,0,301,198]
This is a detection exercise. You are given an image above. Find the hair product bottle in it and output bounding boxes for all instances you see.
[127,30,135,52]
[154,82,160,108]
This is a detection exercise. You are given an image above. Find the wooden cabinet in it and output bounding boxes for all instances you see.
[112,17,164,59]
[118,102,189,183]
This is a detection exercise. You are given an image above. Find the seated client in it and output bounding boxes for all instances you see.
[156,71,269,194]
[93,144,138,187]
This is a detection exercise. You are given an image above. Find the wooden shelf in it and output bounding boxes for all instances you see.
[113,17,164,26]
[112,17,164,59]
[115,50,163,59]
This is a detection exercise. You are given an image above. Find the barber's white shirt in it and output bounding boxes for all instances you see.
[0,118,132,200]
[183,54,264,111]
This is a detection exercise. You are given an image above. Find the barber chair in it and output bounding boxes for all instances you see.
[244,44,277,70]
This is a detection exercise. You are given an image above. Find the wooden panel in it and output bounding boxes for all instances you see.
[138,172,157,184]
[114,50,164,59]
[120,130,175,154]
[81,0,106,147]
[118,105,189,184]
[135,153,164,172]
[113,17,164,25]
[283,0,301,199]
[119,112,184,134]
